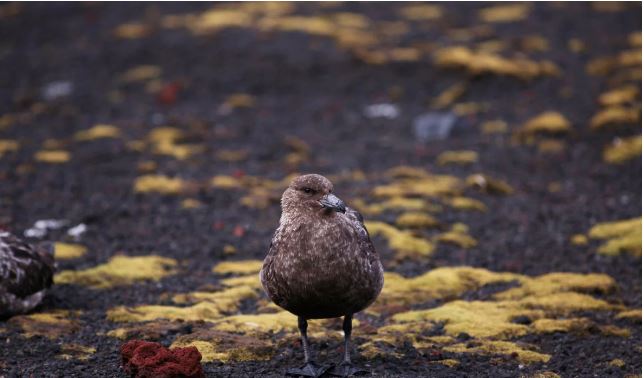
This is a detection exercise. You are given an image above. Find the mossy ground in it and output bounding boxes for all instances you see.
[0,2,641,377]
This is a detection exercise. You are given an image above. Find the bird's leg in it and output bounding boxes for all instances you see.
[286,317,332,377]
[329,314,368,377]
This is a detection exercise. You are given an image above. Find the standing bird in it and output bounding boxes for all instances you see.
[261,174,384,377]
[0,231,55,318]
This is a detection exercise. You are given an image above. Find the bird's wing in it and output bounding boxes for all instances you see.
[345,207,378,256]
[0,233,55,298]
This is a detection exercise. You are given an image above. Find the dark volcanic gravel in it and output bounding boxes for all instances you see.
[0,2,641,378]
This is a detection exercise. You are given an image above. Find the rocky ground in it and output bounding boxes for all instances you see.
[0,2,641,377]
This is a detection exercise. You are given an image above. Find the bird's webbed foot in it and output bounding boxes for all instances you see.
[328,361,368,377]
[286,361,333,377]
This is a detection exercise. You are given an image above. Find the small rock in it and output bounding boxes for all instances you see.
[364,103,400,119]
[413,112,456,141]
[42,81,73,100]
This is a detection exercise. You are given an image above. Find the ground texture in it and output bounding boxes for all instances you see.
[0,2,641,378]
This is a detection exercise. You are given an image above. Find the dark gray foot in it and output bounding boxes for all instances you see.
[328,362,368,377]
[286,361,333,377]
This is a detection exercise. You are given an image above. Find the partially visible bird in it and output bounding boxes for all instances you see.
[0,231,55,318]
[261,174,384,377]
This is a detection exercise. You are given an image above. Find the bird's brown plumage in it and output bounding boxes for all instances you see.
[0,231,55,318]
[260,174,383,320]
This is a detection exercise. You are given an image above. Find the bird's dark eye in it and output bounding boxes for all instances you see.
[302,187,314,194]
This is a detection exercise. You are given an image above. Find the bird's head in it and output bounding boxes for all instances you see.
[281,174,346,217]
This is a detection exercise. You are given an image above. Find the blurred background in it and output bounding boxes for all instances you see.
[0,2,641,377]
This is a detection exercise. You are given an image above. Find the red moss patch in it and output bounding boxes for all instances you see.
[121,340,204,378]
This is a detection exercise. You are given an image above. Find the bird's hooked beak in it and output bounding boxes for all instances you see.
[319,193,346,213]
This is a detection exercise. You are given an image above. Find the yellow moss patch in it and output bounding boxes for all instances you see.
[119,65,161,82]
[352,197,437,216]
[212,260,263,275]
[224,93,256,109]
[520,111,571,135]
[109,282,260,323]
[615,309,642,321]
[519,291,615,313]
[74,124,121,141]
[181,198,203,209]
[364,221,434,259]
[108,302,225,323]
[376,267,521,308]
[9,310,81,339]
[54,242,87,260]
[137,160,157,173]
[399,4,442,20]
[189,10,253,35]
[599,85,639,106]
[603,135,642,164]
[432,359,460,367]
[608,358,625,368]
[445,197,487,212]
[521,35,549,52]
[531,318,593,333]
[134,175,186,194]
[211,311,298,335]
[435,46,558,79]
[588,217,641,257]
[384,166,431,179]
[599,324,631,338]
[216,149,249,162]
[106,24,140,41]
[431,82,467,109]
[395,212,439,229]
[0,139,19,157]
[56,255,177,289]
[393,300,534,339]
[538,139,566,154]
[437,150,478,165]
[34,150,70,163]
[220,274,262,289]
[57,343,96,361]
[479,3,530,23]
[171,332,274,362]
[259,15,335,37]
[211,175,243,189]
[147,127,203,160]
[446,340,550,364]
[173,285,259,307]
[481,120,508,134]
[570,234,588,246]
[493,272,615,301]
[223,244,237,255]
[155,141,204,160]
[590,106,640,129]
[528,371,561,378]
[106,321,187,340]
[436,225,478,248]
[373,175,463,198]
[453,102,488,116]
[568,38,586,53]
[466,174,514,195]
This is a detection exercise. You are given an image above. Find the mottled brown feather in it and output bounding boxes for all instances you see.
[260,174,383,319]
